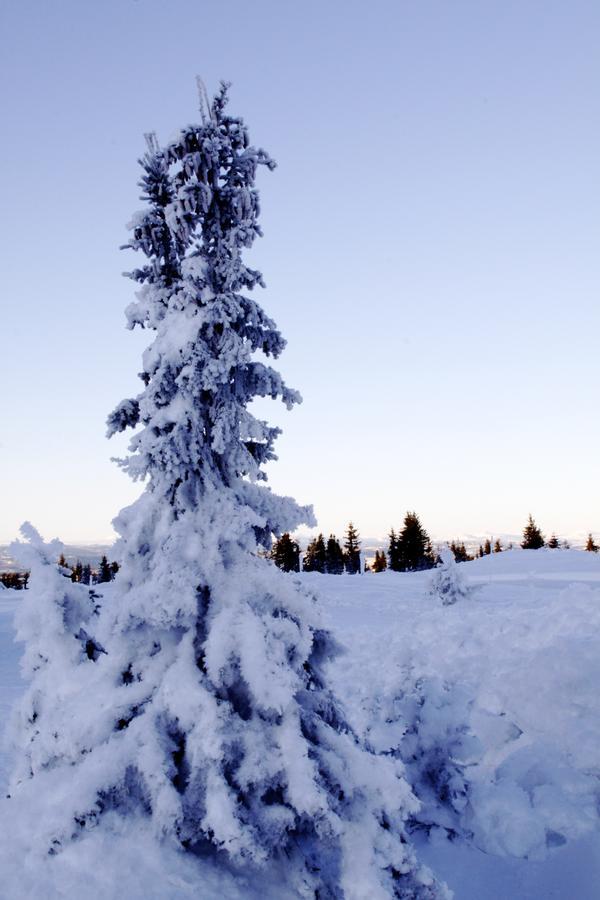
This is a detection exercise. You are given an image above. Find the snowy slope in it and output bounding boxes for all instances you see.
[0,550,599,898]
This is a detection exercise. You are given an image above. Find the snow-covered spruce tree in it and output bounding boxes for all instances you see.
[7,523,104,794]
[10,84,444,898]
[428,548,471,606]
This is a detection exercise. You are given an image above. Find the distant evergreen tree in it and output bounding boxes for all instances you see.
[388,527,401,571]
[271,533,300,572]
[70,561,83,583]
[343,521,361,574]
[585,533,598,553]
[57,553,68,569]
[81,564,92,585]
[450,541,470,563]
[97,555,113,583]
[483,538,492,556]
[397,512,435,572]
[109,561,119,579]
[325,535,344,574]
[477,545,484,559]
[521,514,545,549]
[493,539,503,553]
[302,533,327,573]
[547,534,560,550]
[371,550,387,573]
[1,572,25,589]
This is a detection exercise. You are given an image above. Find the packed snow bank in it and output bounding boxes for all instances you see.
[1,550,599,898]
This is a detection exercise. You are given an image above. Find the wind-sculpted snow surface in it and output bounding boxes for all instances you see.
[2,87,444,899]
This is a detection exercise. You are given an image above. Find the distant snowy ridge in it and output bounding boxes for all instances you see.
[0,543,114,572]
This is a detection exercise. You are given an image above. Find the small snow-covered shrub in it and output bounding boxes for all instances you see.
[8,523,105,787]
[398,679,481,836]
[367,677,482,839]
[428,548,471,605]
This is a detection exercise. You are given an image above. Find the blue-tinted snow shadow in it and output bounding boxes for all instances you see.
[417,829,600,900]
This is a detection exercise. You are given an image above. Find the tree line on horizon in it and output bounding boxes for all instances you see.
[0,554,120,591]
[452,515,598,559]
[3,516,598,589]
[270,513,600,575]
[519,514,598,553]
[271,513,438,574]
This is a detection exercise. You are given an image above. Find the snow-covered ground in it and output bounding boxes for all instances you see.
[1,548,599,898]
[313,550,600,899]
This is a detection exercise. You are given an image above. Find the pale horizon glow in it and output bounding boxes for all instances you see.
[1,0,599,545]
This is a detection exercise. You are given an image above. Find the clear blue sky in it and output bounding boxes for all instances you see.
[1,0,599,544]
